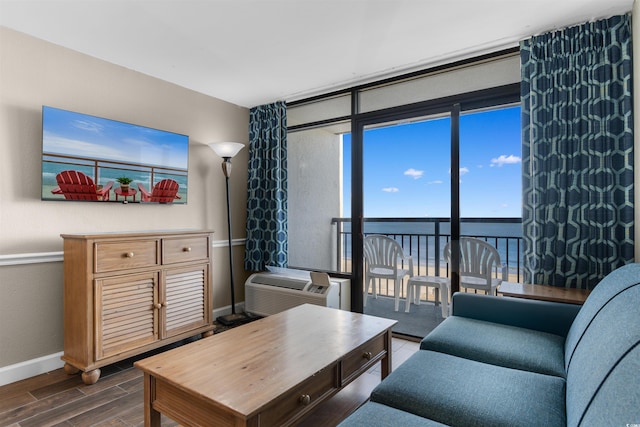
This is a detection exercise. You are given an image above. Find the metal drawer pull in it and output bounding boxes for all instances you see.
[124,252,134,258]
[183,247,192,252]
[363,351,373,360]
[299,394,311,405]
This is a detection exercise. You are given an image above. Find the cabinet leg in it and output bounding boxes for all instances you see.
[63,363,80,375]
[81,369,101,385]
[202,330,214,338]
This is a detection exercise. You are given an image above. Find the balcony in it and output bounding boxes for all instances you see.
[331,217,523,337]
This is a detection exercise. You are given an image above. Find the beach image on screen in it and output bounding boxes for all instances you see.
[42,106,188,203]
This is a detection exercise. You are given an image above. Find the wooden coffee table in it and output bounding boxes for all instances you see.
[135,304,397,427]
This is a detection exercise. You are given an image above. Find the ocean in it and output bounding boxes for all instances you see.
[339,219,524,277]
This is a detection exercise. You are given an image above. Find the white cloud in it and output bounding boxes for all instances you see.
[428,180,443,185]
[382,187,399,193]
[490,154,521,167]
[404,168,424,179]
[43,134,124,160]
[73,119,103,133]
[448,167,470,176]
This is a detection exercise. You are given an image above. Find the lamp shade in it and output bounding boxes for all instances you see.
[208,142,244,159]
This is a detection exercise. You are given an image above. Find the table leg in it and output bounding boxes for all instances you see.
[143,373,161,427]
[439,282,450,318]
[404,283,413,312]
[381,330,392,379]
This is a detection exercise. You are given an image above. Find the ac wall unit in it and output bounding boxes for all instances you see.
[245,272,350,316]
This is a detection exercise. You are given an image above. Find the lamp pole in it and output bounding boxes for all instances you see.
[222,157,236,316]
[208,142,247,326]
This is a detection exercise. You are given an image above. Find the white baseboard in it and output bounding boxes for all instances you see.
[0,303,246,387]
[0,352,65,387]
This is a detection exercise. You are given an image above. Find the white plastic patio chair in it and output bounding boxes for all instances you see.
[363,234,413,311]
[443,237,507,296]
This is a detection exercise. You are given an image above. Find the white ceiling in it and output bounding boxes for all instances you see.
[0,0,634,108]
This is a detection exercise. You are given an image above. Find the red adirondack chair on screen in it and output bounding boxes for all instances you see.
[138,179,181,203]
[51,170,113,201]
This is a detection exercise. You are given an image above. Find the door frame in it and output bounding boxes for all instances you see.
[349,86,520,313]
[351,105,459,312]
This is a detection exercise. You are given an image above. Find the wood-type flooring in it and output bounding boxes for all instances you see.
[0,336,419,426]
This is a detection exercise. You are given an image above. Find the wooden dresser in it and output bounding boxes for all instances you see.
[61,230,214,384]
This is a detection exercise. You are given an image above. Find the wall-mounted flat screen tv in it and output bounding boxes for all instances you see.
[42,106,188,204]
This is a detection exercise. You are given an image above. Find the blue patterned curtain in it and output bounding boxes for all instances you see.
[245,101,288,271]
[521,14,634,289]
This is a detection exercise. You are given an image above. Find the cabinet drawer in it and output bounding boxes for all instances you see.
[341,334,386,384]
[95,240,159,273]
[162,236,209,264]
[259,364,337,426]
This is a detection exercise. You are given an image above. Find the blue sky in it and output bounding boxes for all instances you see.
[343,105,522,218]
[42,106,189,169]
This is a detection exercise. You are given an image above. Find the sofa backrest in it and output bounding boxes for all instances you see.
[564,263,640,426]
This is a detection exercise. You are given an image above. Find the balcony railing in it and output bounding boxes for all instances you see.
[42,153,188,201]
[331,217,524,301]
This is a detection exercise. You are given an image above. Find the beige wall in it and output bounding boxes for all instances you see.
[0,27,250,371]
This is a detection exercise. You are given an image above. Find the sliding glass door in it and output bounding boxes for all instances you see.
[356,113,452,336]
[459,106,523,283]
[286,53,522,333]
[351,103,522,336]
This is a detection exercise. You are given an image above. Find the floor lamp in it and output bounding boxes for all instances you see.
[208,141,248,326]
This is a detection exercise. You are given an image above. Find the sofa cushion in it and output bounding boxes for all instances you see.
[451,292,581,337]
[565,278,640,427]
[337,401,448,426]
[371,350,566,427]
[420,316,566,377]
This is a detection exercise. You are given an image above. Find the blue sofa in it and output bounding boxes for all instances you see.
[339,263,640,426]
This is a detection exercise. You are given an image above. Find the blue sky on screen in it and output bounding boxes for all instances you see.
[42,107,188,169]
[343,105,522,218]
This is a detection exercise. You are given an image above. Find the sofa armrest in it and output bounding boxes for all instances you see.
[451,292,581,337]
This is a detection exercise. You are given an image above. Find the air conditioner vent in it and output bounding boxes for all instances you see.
[250,274,308,291]
[245,272,349,316]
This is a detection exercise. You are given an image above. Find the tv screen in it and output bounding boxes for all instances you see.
[42,106,188,204]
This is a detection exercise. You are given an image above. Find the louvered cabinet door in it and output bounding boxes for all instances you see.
[162,264,210,338]
[95,271,159,360]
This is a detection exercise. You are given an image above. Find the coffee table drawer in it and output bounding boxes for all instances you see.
[259,364,338,426]
[341,333,386,384]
